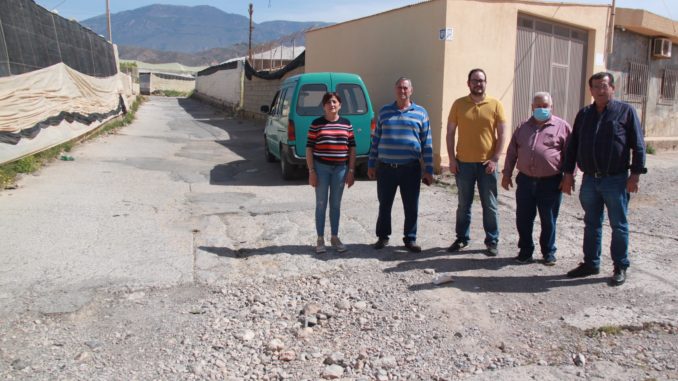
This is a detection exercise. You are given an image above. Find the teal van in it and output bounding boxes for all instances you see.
[261,72,374,180]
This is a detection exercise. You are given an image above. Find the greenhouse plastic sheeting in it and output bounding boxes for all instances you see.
[0,0,116,77]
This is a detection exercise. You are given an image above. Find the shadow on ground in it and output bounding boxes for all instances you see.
[198,244,607,293]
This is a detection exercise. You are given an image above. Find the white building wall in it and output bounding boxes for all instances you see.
[195,61,243,107]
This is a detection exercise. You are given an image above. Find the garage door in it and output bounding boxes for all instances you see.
[512,15,588,129]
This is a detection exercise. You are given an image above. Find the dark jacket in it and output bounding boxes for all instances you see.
[563,99,646,176]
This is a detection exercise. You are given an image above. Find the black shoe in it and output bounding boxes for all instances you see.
[486,243,499,257]
[566,263,600,278]
[404,242,422,253]
[610,266,626,286]
[543,254,557,266]
[374,238,389,250]
[514,255,534,264]
[447,239,468,252]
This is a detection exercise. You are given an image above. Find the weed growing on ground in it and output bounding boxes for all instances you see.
[152,89,193,97]
[586,325,624,337]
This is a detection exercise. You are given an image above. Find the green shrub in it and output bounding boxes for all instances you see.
[152,89,191,97]
[585,325,624,337]
[646,144,656,155]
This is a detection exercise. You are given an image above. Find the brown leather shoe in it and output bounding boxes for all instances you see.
[374,238,389,250]
[566,263,600,278]
[404,242,422,253]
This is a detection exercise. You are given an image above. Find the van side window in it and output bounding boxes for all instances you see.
[336,84,368,115]
[296,84,328,116]
[269,91,281,115]
[281,88,294,117]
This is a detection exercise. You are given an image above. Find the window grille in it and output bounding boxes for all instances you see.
[626,62,649,98]
[660,68,677,102]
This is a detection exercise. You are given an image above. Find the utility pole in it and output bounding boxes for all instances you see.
[106,0,112,42]
[248,3,253,64]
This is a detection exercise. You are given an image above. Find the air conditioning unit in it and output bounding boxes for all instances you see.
[652,37,672,59]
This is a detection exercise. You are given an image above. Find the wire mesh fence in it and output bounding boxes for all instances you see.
[0,0,116,77]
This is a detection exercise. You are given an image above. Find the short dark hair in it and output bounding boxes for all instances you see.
[395,77,412,87]
[468,68,487,82]
[588,72,615,87]
[321,92,341,105]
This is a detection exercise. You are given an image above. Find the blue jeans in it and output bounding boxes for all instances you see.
[515,173,563,257]
[455,161,499,245]
[314,161,347,237]
[579,173,630,269]
[376,161,421,244]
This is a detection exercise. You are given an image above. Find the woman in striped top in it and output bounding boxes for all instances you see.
[306,92,356,254]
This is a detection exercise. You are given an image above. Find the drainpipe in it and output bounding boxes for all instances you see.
[607,0,616,60]
[642,30,650,135]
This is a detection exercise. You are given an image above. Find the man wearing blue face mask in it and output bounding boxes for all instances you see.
[501,92,572,266]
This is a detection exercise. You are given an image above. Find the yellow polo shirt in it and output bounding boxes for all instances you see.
[448,95,506,163]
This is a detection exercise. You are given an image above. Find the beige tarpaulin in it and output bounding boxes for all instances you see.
[0,63,123,133]
[0,63,133,165]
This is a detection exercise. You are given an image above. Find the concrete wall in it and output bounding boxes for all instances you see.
[150,74,195,94]
[195,61,243,106]
[306,0,610,170]
[608,28,678,140]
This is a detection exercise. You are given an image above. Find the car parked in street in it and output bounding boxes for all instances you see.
[261,72,374,180]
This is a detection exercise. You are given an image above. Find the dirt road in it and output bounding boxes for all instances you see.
[1,96,676,380]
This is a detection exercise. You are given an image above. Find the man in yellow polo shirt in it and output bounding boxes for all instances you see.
[446,68,507,256]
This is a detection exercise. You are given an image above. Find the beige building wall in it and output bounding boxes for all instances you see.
[307,0,610,171]
[306,0,448,168]
[442,0,609,165]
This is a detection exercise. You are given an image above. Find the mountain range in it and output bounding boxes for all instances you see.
[81,4,331,65]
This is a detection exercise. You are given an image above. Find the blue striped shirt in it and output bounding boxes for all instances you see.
[368,101,433,174]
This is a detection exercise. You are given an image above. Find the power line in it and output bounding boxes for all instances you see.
[50,0,67,12]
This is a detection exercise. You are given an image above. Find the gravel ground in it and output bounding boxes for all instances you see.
[1,113,676,380]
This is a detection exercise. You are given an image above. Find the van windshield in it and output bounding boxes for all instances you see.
[296,84,327,116]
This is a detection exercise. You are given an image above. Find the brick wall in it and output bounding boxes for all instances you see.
[242,66,304,120]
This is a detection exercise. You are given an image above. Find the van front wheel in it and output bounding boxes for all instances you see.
[264,135,276,163]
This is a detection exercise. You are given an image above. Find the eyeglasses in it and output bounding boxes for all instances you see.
[469,79,486,84]
[591,84,611,90]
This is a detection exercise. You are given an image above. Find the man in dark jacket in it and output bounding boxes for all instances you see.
[561,72,646,286]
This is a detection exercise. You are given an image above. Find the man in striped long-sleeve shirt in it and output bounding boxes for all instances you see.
[367,77,434,253]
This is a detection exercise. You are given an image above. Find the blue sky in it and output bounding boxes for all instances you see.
[34,0,676,22]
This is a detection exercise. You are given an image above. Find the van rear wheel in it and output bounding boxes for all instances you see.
[280,148,297,180]
[355,163,368,178]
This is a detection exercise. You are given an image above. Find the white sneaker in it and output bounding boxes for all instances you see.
[316,237,326,254]
[330,236,347,253]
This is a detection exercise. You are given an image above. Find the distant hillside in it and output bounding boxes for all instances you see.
[117,44,249,67]
[81,4,330,54]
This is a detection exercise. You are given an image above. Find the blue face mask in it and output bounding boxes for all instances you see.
[533,108,551,122]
